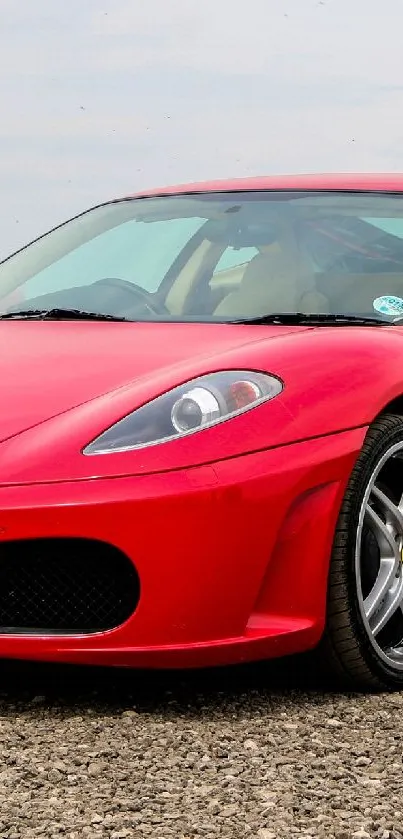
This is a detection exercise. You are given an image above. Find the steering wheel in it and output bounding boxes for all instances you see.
[93,277,168,316]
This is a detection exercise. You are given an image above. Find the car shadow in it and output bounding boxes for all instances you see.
[0,654,360,714]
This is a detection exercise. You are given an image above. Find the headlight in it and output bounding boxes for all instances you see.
[84,370,283,455]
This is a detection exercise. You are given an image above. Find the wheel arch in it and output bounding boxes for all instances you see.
[377,394,403,419]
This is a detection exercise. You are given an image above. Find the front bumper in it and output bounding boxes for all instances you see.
[0,427,367,667]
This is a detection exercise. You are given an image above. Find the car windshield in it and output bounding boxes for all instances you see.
[2,190,403,322]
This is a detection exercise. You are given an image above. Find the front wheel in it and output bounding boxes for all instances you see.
[322,413,403,690]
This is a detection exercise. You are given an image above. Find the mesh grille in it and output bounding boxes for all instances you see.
[0,538,140,634]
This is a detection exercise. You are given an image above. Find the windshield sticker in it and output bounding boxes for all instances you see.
[373,295,403,316]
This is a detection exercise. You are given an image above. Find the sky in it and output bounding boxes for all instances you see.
[1,0,403,257]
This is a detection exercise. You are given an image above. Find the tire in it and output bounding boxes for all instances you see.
[320,413,403,691]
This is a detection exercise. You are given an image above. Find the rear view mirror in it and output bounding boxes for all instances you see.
[206,218,278,248]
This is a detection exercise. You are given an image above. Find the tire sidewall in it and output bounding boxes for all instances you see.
[331,414,403,688]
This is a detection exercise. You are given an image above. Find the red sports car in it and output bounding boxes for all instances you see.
[4,174,403,690]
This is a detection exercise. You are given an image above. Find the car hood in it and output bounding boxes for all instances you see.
[0,320,305,443]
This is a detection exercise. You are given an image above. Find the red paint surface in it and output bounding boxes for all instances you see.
[133,172,403,198]
[0,429,365,666]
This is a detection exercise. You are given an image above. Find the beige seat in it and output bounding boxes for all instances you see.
[214,250,329,317]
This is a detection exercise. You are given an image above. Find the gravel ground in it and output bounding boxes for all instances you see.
[0,656,401,839]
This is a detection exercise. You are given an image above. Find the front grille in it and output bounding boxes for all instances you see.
[0,538,140,634]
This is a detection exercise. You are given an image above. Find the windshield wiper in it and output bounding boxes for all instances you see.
[0,308,390,327]
[228,312,388,327]
[0,308,130,322]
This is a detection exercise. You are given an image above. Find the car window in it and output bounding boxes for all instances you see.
[4,191,403,322]
[208,247,259,292]
[364,218,403,238]
[213,246,259,274]
[23,217,204,298]
[300,213,403,274]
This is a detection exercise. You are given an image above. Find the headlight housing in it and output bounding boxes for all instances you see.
[84,370,283,455]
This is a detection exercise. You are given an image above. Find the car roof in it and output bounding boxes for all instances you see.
[132,173,403,198]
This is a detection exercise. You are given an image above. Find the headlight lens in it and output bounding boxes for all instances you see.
[84,370,283,455]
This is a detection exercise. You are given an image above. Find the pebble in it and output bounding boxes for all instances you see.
[244,739,259,750]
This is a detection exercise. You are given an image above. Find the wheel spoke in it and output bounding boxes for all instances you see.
[367,573,403,636]
[372,485,403,533]
[365,504,397,557]
[364,556,399,621]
